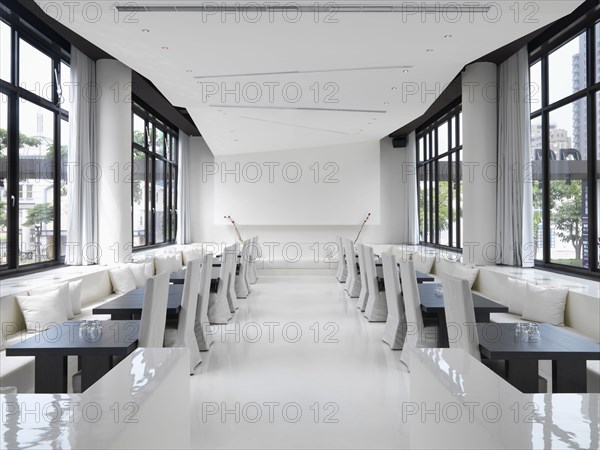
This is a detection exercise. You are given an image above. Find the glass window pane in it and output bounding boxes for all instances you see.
[418,137,424,162]
[438,121,448,155]
[530,116,544,261]
[458,112,463,145]
[438,154,449,246]
[133,150,146,247]
[529,61,542,111]
[457,149,463,249]
[0,93,7,265]
[60,62,70,113]
[549,32,586,104]
[133,114,145,147]
[170,164,177,240]
[155,128,164,157]
[60,118,69,262]
[155,161,165,244]
[19,39,53,101]
[18,100,54,265]
[548,98,587,267]
[595,91,599,269]
[596,22,600,82]
[1,21,11,82]
[418,165,425,241]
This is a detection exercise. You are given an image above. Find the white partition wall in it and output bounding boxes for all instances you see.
[462,62,498,266]
[97,60,133,265]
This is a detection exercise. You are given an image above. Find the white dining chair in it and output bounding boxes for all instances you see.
[441,275,480,359]
[382,252,408,350]
[164,259,202,374]
[248,236,259,284]
[343,238,361,298]
[398,259,437,370]
[235,240,251,298]
[336,236,347,283]
[208,247,233,324]
[138,271,171,347]
[363,245,388,322]
[226,243,240,311]
[356,243,369,312]
[195,253,214,351]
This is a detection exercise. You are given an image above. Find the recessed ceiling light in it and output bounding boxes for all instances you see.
[403,70,409,73]
[444,34,453,38]
[368,123,372,125]
[391,87,397,91]
[161,46,169,50]
[426,49,434,52]
[186,70,192,73]
[234,139,239,142]
[230,130,235,133]
[384,102,389,105]
[142,29,150,33]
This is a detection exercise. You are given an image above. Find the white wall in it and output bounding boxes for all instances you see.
[462,62,498,266]
[189,137,407,268]
[97,60,132,265]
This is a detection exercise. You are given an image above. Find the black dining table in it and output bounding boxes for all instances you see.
[477,322,600,393]
[6,320,139,393]
[92,284,183,320]
[170,268,220,290]
[418,283,509,347]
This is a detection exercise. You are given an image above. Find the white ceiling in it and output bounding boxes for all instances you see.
[36,1,582,155]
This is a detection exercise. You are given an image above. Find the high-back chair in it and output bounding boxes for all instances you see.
[343,238,361,298]
[164,259,202,374]
[441,275,481,360]
[208,246,234,324]
[226,243,240,310]
[195,253,214,351]
[398,259,437,369]
[363,245,388,322]
[138,272,171,347]
[356,244,369,312]
[336,236,347,283]
[248,236,259,284]
[235,240,251,298]
[381,252,407,349]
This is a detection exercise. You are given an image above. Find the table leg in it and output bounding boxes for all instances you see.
[552,359,587,393]
[80,355,113,392]
[35,355,67,393]
[506,359,539,393]
[436,312,449,348]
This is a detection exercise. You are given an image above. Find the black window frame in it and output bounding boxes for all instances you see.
[0,5,70,278]
[131,98,178,250]
[416,100,463,251]
[529,6,600,279]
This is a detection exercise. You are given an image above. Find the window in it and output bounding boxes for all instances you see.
[529,12,599,277]
[132,103,178,249]
[417,103,463,250]
[0,13,69,275]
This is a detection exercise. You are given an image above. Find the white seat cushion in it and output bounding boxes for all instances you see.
[128,263,149,288]
[522,283,568,326]
[496,277,528,315]
[452,266,479,288]
[16,290,68,331]
[108,266,137,295]
[29,282,73,319]
[154,254,183,274]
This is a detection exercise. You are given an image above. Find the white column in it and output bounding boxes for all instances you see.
[96,60,132,265]
[462,62,497,265]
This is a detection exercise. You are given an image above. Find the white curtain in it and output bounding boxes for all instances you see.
[65,47,98,265]
[177,131,191,244]
[403,131,420,244]
[496,47,533,267]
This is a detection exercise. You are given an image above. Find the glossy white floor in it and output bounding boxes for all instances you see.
[190,275,409,449]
